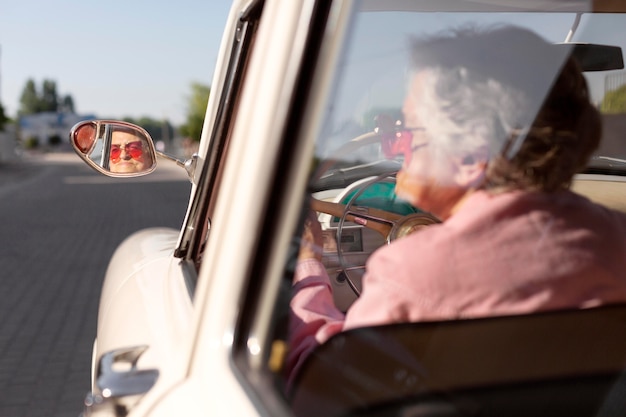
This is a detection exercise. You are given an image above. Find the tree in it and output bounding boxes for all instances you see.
[0,102,7,131]
[179,82,210,142]
[40,79,59,112]
[19,79,40,115]
[123,116,173,143]
[602,85,626,113]
[18,78,75,115]
[59,95,75,113]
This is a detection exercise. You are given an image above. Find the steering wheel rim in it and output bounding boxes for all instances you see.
[330,173,441,296]
[336,173,396,296]
[308,121,440,296]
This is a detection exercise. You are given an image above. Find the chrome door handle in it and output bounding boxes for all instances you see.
[83,346,159,417]
[96,345,159,398]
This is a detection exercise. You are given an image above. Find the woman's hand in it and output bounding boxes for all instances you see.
[298,211,323,262]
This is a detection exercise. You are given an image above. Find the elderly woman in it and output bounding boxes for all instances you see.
[109,127,154,174]
[287,25,626,382]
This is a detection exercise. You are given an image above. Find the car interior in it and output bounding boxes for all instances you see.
[278,2,626,416]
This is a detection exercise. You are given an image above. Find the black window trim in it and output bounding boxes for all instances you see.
[174,0,264,262]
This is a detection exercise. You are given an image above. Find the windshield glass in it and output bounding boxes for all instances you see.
[282,1,626,415]
[312,9,626,183]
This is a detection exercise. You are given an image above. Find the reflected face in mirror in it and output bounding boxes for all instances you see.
[70,120,157,177]
[109,129,154,174]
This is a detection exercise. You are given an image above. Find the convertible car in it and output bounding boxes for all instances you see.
[71,0,626,416]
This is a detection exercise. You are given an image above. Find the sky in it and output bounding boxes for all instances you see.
[0,0,233,126]
[2,2,624,129]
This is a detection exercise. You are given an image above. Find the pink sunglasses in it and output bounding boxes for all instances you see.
[376,115,427,164]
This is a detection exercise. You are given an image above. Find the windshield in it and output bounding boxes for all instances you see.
[312,8,626,184]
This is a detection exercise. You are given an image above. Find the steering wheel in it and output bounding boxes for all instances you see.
[309,119,441,295]
[310,174,440,296]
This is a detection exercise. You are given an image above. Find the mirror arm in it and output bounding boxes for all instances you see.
[156,151,200,183]
[565,12,582,42]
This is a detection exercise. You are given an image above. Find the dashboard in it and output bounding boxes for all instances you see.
[313,176,418,311]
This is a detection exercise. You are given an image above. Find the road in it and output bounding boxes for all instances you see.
[0,151,192,417]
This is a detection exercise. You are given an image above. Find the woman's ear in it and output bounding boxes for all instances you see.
[452,149,488,188]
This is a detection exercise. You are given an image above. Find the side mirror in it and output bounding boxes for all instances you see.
[70,120,158,177]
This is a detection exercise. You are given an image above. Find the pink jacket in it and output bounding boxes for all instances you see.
[288,190,626,381]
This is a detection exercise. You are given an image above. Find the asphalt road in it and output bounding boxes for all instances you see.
[0,150,192,417]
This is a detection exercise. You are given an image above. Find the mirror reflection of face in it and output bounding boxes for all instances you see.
[109,130,152,174]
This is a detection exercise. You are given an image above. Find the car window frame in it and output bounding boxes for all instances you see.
[173,0,264,268]
[227,0,355,411]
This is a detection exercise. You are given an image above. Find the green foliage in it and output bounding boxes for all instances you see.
[40,80,59,112]
[19,79,41,115]
[122,116,174,143]
[0,102,7,131]
[601,85,626,113]
[179,82,210,142]
[59,95,75,113]
[18,78,76,115]
[23,136,39,149]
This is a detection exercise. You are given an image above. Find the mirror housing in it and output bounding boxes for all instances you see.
[70,120,158,177]
[562,43,625,72]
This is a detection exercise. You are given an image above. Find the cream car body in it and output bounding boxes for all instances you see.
[80,1,335,415]
[71,1,626,416]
